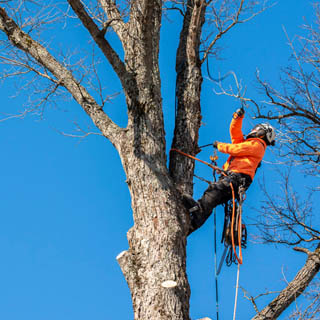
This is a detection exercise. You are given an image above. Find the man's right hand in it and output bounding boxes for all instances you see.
[234,107,245,117]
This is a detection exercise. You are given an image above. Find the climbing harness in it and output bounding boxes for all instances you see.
[171,148,246,266]
[170,147,248,320]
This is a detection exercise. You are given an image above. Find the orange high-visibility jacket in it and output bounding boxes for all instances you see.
[216,114,266,180]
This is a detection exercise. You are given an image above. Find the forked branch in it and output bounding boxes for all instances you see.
[98,0,127,41]
[67,0,133,97]
[0,5,123,148]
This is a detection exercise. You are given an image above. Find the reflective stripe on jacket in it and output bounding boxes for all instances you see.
[217,114,266,180]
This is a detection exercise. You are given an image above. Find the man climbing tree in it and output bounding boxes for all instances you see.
[183,107,275,234]
[0,1,319,320]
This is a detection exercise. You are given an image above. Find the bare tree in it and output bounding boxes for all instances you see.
[254,19,320,176]
[205,3,320,318]
[7,1,319,320]
[244,5,320,319]
[286,277,320,320]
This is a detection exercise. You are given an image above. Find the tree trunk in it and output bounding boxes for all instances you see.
[170,0,206,195]
[251,244,320,320]
[116,132,190,319]
[111,1,192,315]
[111,2,205,317]
[0,3,192,318]
[117,184,190,320]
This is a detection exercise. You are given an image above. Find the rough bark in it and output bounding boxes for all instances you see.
[0,3,191,319]
[70,0,192,318]
[71,1,192,318]
[3,1,317,320]
[251,243,320,320]
[169,0,206,195]
[116,154,190,319]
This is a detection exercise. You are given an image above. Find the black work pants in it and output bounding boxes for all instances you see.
[190,172,252,232]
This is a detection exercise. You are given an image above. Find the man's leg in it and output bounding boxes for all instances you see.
[183,173,252,234]
[188,177,233,233]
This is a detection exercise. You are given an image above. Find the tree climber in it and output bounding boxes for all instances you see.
[183,107,276,234]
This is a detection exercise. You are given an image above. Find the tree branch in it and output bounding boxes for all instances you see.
[66,0,134,98]
[242,287,281,314]
[201,0,245,63]
[201,0,271,64]
[252,167,320,248]
[98,0,127,42]
[251,243,320,320]
[0,5,124,148]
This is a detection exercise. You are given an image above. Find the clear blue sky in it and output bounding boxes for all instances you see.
[0,1,318,319]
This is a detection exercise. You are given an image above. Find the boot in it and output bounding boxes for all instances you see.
[182,193,201,213]
[182,194,203,234]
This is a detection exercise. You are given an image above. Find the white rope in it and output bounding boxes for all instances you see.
[233,263,241,320]
[213,208,219,320]
[233,195,243,320]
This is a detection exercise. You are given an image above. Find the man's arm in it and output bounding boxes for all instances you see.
[217,139,266,157]
[230,108,245,144]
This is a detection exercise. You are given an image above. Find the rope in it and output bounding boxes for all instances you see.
[211,152,220,320]
[213,208,219,320]
[233,263,241,320]
[206,59,248,110]
[199,143,214,149]
[194,174,213,186]
[230,185,243,265]
[170,148,227,175]
[206,58,235,83]
[232,189,245,320]
[225,178,243,265]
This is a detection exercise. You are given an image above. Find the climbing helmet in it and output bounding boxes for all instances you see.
[247,123,275,146]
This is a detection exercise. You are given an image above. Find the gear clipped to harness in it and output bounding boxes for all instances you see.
[217,187,247,275]
[223,200,247,266]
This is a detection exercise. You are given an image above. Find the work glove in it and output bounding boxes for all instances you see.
[213,141,219,149]
[234,106,245,118]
